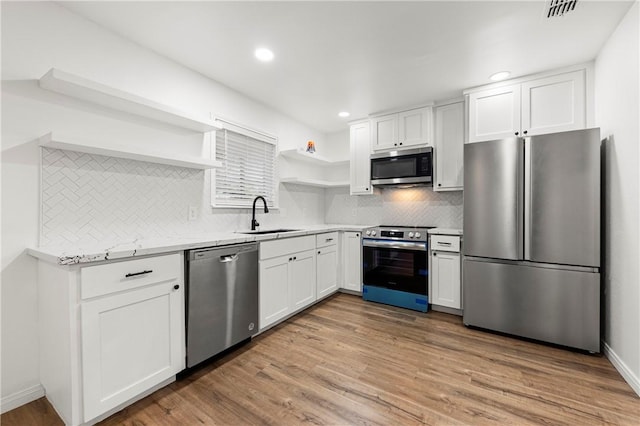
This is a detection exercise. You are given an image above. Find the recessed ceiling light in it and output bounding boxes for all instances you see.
[490,71,511,81]
[338,111,350,118]
[255,48,274,62]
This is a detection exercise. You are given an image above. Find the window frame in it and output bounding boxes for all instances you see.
[210,119,278,209]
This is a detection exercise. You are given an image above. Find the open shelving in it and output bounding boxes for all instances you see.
[39,68,220,132]
[279,148,349,166]
[280,177,349,188]
[39,133,221,170]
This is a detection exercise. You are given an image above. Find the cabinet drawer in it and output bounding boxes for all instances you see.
[316,232,338,248]
[81,253,182,300]
[260,235,315,260]
[431,235,460,253]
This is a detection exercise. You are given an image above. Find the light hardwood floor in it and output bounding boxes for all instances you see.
[3,293,639,425]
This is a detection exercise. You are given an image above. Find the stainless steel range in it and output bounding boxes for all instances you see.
[362,225,433,312]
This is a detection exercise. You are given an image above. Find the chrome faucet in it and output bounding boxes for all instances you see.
[251,196,269,230]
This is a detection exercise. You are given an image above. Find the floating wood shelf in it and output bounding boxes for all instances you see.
[39,133,221,170]
[280,177,349,188]
[39,68,220,132]
[279,149,349,166]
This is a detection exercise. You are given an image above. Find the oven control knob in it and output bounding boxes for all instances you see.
[366,230,371,236]
[371,230,377,236]
[408,232,414,238]
[415,232,421,238]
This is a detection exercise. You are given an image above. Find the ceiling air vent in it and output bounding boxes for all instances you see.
[546,0,578,18]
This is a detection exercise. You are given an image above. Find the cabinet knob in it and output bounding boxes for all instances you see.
[515,132,519,136]
[289,257,293,261]
[173,284,180,290]
[523,130,528,135]
[318,251,321,254]
[293,256,297,260]
[438,183,442,187]
[433,253,437,256]
[399,142,403,146]
[365,187,369,191]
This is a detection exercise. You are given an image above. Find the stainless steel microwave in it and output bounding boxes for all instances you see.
[370,147,433,186]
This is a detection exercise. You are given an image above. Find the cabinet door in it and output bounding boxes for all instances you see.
[259,255,291,330]
[81,281,184,422]
[399,107,432,147]
[316,245,338,299]
[431,251,461,309]
[349,122,373,195]
[371,114,398,151]
[341,232,362,292]
[468,84,521,143]
[290,249,317,311]
[521,70,585,136]
[434,102,464,191]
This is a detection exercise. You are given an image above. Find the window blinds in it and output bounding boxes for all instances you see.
[213,128,276,208]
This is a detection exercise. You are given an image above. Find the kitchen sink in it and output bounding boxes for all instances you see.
[237,228,301,235]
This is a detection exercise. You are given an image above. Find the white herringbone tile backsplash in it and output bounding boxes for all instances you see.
[40,148,328,247]
[41,148,204,246]
[40,148,463,247]
[324,187,463,228]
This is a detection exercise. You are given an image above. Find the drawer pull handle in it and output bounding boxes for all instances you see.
[325,238,334,242]
[437,242,452,246]
[125,270,153,278]
[219,254,238,263]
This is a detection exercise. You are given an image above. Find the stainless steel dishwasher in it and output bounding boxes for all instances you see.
[186,242,258,368]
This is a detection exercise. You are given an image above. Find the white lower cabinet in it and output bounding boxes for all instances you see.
[37,253,185,425]
[316,232,339,299]
[81,282,184,421]
[429,234,462,312]
[290,249,317,310]
[341,231,362,293]
[259,235,317,331]
[259,255,291,328]
[430,251,461,309]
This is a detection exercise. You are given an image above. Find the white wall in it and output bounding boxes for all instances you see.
[1,1,331,407]
[594,1,640,395]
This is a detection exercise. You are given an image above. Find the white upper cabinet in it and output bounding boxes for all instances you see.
[371,115,398,151]
[467,69,586,143]
[349,120,373,195]
[371,106,432,151]
[399,107,433,147]
[468,84,521,143]
[521,71,585,136]
[434,101,464,191]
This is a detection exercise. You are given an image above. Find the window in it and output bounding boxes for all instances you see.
[212,121,277,208]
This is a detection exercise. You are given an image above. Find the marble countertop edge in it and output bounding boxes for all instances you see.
[27,224,370,266]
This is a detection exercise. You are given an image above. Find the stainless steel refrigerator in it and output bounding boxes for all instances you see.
[463,128,601,352]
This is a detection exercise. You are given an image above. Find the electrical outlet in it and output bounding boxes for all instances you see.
[188,206,198,221]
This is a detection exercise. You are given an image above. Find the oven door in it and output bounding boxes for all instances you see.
[362,240,428,295]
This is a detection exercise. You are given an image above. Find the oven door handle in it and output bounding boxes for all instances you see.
[362,240,427,251]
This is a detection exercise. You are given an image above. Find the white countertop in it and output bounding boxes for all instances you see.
[27,224,369,266]
[427,227,463,236]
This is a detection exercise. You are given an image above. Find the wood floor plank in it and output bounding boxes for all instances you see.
[3,293,638,426]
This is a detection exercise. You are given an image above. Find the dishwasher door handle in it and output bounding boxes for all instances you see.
[219,254,239,263]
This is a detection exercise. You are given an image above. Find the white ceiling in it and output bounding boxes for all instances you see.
[59,1,634,134]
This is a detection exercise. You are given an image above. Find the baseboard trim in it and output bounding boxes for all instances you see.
[603,342,640,397]
[1,384,45,414]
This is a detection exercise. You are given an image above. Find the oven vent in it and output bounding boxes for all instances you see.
[546,0,578,18]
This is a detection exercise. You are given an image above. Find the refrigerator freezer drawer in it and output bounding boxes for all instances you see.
[463,258,600,352]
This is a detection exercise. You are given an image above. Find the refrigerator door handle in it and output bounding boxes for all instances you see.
[523,137,532,260]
